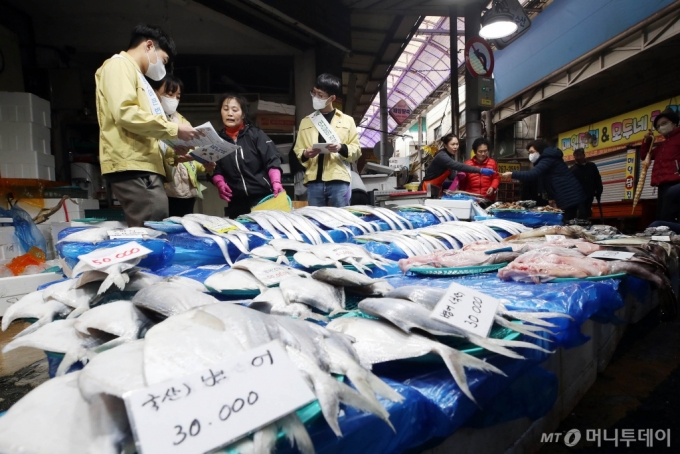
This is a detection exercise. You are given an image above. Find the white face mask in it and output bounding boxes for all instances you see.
[657,123,674,135]
[528,152,539,163]
[145,45,166,81]
[312,95,330,111]
[161,96,179,116]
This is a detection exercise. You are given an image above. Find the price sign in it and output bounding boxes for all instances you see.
[651,236,671,242]
[78,241,152,269]
[588,250,635,261]
[108,228,150,240]
[203,221,238,234]
[545,235,566,242]
[124,341,315,454]
[430,282,499,337]
[234,260,303,287]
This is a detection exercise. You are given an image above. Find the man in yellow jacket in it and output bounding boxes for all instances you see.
[95,24,199,226]
[294,74,361,207]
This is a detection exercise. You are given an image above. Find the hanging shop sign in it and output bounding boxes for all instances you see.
[623,149,636,200]
[496,162,521,174]
[389,99,412,125]
[558,97,680,160]
[464,37,494,77]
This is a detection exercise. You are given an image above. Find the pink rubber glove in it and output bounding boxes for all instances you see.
[449,172,466,191]
[212,174,232,202]
[268,168,285,196]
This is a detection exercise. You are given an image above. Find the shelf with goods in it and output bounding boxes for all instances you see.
[497,181,522,203]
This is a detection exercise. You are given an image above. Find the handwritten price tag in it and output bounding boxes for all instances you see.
[651,236,671,242]
[204,221,238,234]
[430,282,499,337]
[108,228,150,240]
[78,241,152,269]
[588,250,635,261]
[123,342,315,454]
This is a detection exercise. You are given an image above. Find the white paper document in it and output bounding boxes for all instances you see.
[312,143,333,154]
[162,122,239,163]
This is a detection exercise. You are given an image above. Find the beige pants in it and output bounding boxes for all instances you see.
[110,174,169,227]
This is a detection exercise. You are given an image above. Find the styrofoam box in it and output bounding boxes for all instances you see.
[0,150,55,180]
[0,91,51,128]
[0,121,51,154]
[50,220,127,246]
[15,198,100,224]
[0,272,62,317]
[0,224,56,263]
[424,199,473,220]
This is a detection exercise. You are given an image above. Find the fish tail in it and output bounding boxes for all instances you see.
[277,413,315,454]
[493,316,555,341]
[466,334,527,359]
[501,311,561,327]
[335,379,395,432]
[252,424,278,454]
[65,306,89,319]
[485,336,555,354]
[346,365,404,404]
[329,308,349,317]
[11,317,50,338]
[55,347,88,376]
[310,375,343,436]
[432,343,506,404]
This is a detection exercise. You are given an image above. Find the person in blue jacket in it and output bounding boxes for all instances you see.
[502,139,586,223]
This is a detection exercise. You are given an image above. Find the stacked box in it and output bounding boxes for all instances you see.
[0,92,55,180]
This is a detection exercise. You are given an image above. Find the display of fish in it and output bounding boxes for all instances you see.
[73,300,152,346]
[1,290,72,336]
[204,268,268,293]
[300,243,392,274]
[249,287,328,321]
[398,249,520,272]
[131,282,220,318]
[232,257,310,287]
[497,247,610,283]
[71,258,142,295]
[41,280,104,319]
[504,225,596,242]
[280,275,346,315]
[395,204,459,222]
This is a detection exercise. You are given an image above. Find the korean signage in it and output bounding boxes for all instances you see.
[558,98,680,160]
[624,149,636,200]
[389,99,412,125]
[497,163,521,174]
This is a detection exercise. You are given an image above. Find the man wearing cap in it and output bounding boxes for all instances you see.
[642,108,680,222]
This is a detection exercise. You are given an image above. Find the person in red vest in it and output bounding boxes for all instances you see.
[461,137,500,200]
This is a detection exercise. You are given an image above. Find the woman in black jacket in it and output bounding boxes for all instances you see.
[502,139,586,223]
[212,94,283,218]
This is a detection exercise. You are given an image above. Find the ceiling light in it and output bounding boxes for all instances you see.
[480,1,519,39]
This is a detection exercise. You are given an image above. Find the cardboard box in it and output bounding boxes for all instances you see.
[0,150,55,180]
[0,92,51,128]
[0,121,52,155]
[0,272,62,316]
[255,114,296,133]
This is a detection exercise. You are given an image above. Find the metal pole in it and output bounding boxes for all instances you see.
[418,116,423,182]
[534,113,540,139]
[464,0,483,160]
[450,7,460,137]
[380,81,389,165]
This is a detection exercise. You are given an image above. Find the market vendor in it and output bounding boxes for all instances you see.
[641,108,680,222]
[211,94,284,218]
[502,139,586,223]
[460,137,500,200]
[420,133,495,195]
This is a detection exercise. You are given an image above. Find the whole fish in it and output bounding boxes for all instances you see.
[293,251,340,269]
[57,227,110,244]
[270,238,313,252]
[44,280,103,318]
[504,225,596,242]
[327,317,505,403]
[73,300,152,344]
[1,290,72,335]
[280,275,346,315]
[71,259,141,295]
[233,257,309,287]
[204,268,268,293]
[249,287,328,322]
[132,283,219,318]
[250,244,284,260]
[180,217,233,264]
[123,271,164,291]
[346,280,395,297]
[311,268,378,287]
[0,372,131,454]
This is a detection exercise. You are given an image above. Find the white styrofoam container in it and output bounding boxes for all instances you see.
[0,272,62,317]
[0,150,55,180]
[15,198,100,224]
[0,121,52,154]
[424,199,473,220]
[50,220,127,246]
[0,224,56,263]
[0,91,51,128]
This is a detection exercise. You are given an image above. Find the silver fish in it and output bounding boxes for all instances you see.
[204,268,267,293]
[180,217,233,264]
[249,288,328,322]
[44,280,103,319]
[232,258,309,287]
[311,268,378,287]
[132,283,219,318]
[71,259,141,295]
[280,275,346,315]
[293,251,339,269]
[73,300,152,343]
[1,291,72,335]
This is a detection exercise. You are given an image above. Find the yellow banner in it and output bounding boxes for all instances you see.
[623,150,636,200]
[497,163,520,174]
[558,98,680,159]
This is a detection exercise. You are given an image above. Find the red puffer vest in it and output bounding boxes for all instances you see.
[641,127,680,187]
[461,157,500,200]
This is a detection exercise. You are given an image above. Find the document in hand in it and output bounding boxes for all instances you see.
[162,122,239,163]
[312,143,333,154]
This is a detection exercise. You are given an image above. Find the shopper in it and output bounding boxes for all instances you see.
[570,148,603,219]
[152,75,215,217]
[95,24,200,227]
[212,93,283,218]
[641,108,680,222]
[294,74,361,207]
[420,133,495,194]
[502,139,586,223]
[461,137,500,200]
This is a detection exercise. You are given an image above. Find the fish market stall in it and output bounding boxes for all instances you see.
[0,206,676,454]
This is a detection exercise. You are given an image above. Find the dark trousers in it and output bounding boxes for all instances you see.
[224,194,268,219]
[110,174,168,227]
[576,197,594,219]
[562,206,578,224]
[657,182,680,222]
[168,197,196,217]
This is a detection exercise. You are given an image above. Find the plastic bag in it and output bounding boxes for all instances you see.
[489,210,563,227]
[0,205,47,254]
[57,238,175,271]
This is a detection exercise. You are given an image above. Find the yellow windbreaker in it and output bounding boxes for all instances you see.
[95,51,179,176]
[293,109,361,184]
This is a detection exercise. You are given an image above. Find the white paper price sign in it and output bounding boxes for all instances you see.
[545,235,566,242]
[108,228,149,239]
[124,341,315,454]
[197,264,226,271]
[652,236,671,242]
[430,282,499,337]
[203,221,237,234]
[78,241,152,269]
[588,250,635,261]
